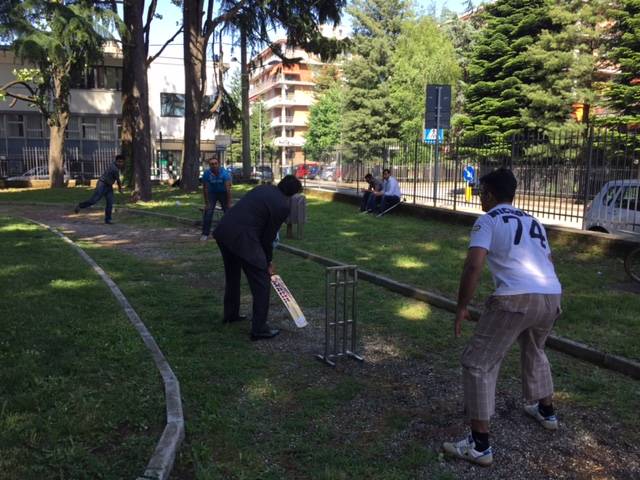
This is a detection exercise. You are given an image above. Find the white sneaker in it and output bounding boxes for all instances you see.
[442,435,493,466]
[199,235,208,241]
[524,403,559,430]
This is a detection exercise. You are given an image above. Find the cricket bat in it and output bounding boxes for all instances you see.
[271,274,307,328]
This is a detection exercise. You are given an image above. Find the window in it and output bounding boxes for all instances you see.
[66,117,80,139]
[602,186,619,206]
[82,117,98,140]
[285,128,295,138]
[71,66,123,90]
[284,74,300,81]
[202,95,216,113]
[0,115,5,138]
[99,118,115,141]
[26,115,44,138]
[7,114,24,137]
[161,93,185,117]
[97,66,122,90]
[616,186,640,211]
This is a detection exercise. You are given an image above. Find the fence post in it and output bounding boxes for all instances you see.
[412,140,418,204]
[453,137,459,211]
[303,150,307,189]
[581,127,594,230]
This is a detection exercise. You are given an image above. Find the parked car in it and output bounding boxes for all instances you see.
[584,179,640,235]
[294,163,319,179]
[228,166,244,183]
[320,165,340,181]
[6,166,70,182]
[251,165,273,181]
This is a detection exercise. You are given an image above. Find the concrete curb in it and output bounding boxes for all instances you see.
[277,243,640,381]
[22,217,185,480]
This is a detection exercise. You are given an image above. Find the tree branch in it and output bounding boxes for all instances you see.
[144,0,159,53]
[0,79,39,98]
[146,25,184,66]
[203,0,215,36]
[208,0,250,34]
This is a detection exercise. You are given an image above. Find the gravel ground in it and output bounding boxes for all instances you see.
[4,204,639,480]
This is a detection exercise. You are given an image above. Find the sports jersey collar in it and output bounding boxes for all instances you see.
[488,203,513,213]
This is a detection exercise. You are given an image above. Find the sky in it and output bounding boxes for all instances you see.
[146,0,475,61]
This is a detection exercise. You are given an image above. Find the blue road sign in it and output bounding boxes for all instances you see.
[463,165,475,183]
[423,128,444,144]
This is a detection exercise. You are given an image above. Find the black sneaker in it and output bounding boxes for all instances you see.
[250,328,280,341]
[105,219,113,225]
[74,205,80,214]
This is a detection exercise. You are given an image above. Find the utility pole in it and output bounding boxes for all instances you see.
[241,26,251,179]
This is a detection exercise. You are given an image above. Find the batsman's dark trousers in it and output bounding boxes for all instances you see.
[78,181,114,221]
[201,192,229,236]
[216,241,270,334]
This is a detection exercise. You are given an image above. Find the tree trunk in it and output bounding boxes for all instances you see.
[122,0,152,201]
[241,27,251,179]
[181,0,206,192]
[49,71,70,188]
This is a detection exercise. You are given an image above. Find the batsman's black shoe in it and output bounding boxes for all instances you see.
[105,219,114,225]
[250,328,280,341]
[223,315,248,324]
[74,205,80,214]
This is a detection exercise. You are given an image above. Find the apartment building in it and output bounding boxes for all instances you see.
[0,43,225,179]
[248,26,347,168]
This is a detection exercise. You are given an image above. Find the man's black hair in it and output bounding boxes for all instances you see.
[382,168,391,175]
[479,167,517,203]
[115,154,125,162]
[278,175,302,197]
[364,173,373,180]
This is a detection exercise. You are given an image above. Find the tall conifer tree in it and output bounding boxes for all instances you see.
[342,0,412,146]
[463,0,553,138]
[605,0,640,128]
[520,0,608,132]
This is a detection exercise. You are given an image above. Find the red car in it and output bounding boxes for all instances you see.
[294,163,319,179]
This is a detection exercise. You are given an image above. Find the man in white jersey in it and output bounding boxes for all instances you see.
[443,168,562,466]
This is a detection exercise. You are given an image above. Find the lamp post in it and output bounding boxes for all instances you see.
[158,130,164,179]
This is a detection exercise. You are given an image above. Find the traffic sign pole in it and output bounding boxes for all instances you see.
[433,86,441,207]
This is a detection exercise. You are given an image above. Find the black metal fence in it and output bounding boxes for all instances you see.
[257,128,639,230]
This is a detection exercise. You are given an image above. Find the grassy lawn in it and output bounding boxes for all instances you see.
[1,184,639,363]
[0,201,638,478]
[75,213,640,478]
[0,216,163,479]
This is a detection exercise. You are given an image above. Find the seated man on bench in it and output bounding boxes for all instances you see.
[200,156,232,241]
[366,168,401,214]
[360,173,383,212]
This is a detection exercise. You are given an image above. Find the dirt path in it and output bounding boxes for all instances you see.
[3,204,639,480]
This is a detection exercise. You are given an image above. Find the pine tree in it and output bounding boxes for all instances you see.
[604,0,640,129]
[463,0,554,138]
[342,0,412,146]
[440,9,483,133]
[519,0,608,132]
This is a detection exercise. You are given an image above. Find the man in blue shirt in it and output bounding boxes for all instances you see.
[200,156,232,240]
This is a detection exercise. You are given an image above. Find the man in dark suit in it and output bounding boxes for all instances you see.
[214,175,302,340]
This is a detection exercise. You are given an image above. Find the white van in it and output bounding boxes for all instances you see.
[584,179,640,235]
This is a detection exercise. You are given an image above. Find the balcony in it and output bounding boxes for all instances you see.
[250,75,315,97]
[263,95,314,110]
[273,136,306,147]
[270,116,308,127]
